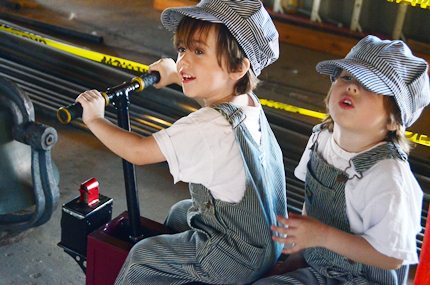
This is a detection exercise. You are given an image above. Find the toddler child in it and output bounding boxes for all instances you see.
[254,35,430,285]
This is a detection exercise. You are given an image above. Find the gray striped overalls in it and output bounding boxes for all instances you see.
[115,102,287,285]
[254,126,409,285]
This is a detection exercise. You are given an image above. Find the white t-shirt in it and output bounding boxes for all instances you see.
[153,95,262,203]
[294,129,423,265]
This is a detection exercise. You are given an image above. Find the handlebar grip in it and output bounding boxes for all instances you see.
[142,71,160,89]
[57,102,82,124]
[133,71,161,92]
[56,72,160,124]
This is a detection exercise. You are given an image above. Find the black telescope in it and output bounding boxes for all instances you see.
[56,71,160,124]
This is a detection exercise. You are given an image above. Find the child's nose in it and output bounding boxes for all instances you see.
[177,53,190,67]
[347,84,358,94]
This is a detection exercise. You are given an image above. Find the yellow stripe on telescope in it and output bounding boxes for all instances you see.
[1,23,429,147]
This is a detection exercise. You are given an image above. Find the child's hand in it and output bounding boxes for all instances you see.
[149,58,180,88]
[75,90,106,125]
[272,213,330,254]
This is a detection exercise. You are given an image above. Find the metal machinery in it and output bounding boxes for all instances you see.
[57,71,175,285]
[0,75,59,241]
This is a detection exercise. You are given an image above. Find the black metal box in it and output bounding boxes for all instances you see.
[58,194,113,258]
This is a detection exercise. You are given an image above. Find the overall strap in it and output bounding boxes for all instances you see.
[308,123,326,153]
[213,103,246,129]
[352,142,407,177]
[212,99,287,258]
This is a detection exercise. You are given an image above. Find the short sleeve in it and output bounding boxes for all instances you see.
[348,160,423,264]
[294,130,331,181]
[153,107,247,203]
[153,110,214,186]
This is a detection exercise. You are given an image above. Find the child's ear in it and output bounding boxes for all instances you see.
[230,58,250,81]
[386,119,397,132]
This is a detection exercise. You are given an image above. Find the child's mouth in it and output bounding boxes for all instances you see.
[339,97,354,109]
[181,73,196,83]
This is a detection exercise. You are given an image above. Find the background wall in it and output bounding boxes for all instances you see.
[264,0,430,44]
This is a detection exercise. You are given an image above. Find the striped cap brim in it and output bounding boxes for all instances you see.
[316,58,395,97]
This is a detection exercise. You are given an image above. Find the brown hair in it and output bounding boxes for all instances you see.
[321,86,412,154]
[173,17,259,95]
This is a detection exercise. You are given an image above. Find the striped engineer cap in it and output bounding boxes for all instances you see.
[160,0,279,76]
[316,35,430,128]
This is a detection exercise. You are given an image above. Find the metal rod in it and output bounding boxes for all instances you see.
[350,0,363,32]
[116,91,142,242]
[273,0,284,13]
[392,3,408,40]
[0,12,103,43]
[310,0,322,23]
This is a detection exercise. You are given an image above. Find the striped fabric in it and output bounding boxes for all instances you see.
[160,0,279,76]
[351,143,407,175]
[316,35,430,127]
[254,125,409,285]
[306,133,410,285]
[114,101,287,284]
[213,101,287,234]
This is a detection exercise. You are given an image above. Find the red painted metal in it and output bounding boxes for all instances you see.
[85,212,172,285]
[80,178,100,207]
[414,204,430,285]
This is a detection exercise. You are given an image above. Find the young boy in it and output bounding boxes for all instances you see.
[76,1,287,284]
[254,35,429,284]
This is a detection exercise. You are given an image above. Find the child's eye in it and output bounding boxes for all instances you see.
[340,75,353,81]
[177,46,186,53]
[194,49,204,55]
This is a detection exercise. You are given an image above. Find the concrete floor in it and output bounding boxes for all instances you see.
[0,117,190,285]
[0,0,424,284]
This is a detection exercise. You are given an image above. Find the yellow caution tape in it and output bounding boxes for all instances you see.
[1,23,429,147]
[260,98,327,120]
[387,0,430,9]
[260,99,430,147]
[406,131,430,147]
[0,23,149,73]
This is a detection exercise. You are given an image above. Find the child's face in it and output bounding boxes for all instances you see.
[175,26,237,105]
[329,70,392,137]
